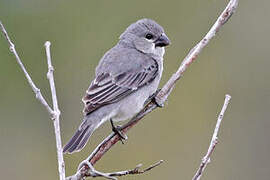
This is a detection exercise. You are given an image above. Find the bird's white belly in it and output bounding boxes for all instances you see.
[113,86,153,122]
[113,59,163,122]
[106,57,163,123]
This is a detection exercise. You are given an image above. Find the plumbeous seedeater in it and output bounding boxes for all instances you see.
[63,18,170,154]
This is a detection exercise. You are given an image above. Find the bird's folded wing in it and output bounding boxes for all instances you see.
[82,62,158,115]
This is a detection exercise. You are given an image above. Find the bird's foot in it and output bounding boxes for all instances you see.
[110,119,128,144]
[145,89,164,108]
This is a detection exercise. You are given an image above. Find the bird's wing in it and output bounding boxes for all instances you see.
[82,60,158,115]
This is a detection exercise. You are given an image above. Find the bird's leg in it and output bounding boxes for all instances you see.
[144,89,164,107]
[110,119,128,144]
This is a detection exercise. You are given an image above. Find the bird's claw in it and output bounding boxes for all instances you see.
[110,119,128,144]
[145,89,164,107]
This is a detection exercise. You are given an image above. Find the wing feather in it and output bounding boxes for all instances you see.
[82,61,158,115]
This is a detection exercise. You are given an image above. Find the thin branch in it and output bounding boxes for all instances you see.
[0,22,66,180]
[44,41,66,180]
[67,0,238,179]
[97,160,164,178]
[0,21,54,116]
[66,160,164,180]
[192,94,231,180]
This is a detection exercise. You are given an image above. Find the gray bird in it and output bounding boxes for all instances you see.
[63,18,170,154]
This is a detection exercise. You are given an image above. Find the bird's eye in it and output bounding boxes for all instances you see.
[145,33,153,40]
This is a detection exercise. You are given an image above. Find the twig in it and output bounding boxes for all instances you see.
[66,160,164,180]
[0,22,66,180]
[99,160,164,178]
[44,41,66,180]
[67,0,238,179]
[0,21,54,116]
[192,94,232,180]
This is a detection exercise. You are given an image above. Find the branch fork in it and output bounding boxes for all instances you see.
[0,22,66,180]
[68,160,164,180]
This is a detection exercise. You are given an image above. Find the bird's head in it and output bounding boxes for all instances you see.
[119,18,170,57]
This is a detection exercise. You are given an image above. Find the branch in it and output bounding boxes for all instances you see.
[0,21,54,116]
[192,94,231,180]
[66,160,164,180]
[0,22,66,180]
[44,41,66,180]
[67,0,238,179]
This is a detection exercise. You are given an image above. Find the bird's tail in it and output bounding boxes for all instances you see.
[63,124,95,154]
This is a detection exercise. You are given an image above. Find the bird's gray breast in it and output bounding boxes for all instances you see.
[94,45,164,122]
[113,55,164,122]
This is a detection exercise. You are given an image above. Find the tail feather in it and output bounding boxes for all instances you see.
[77,129,94,150]
[63,125,94,154]
[65,126,89,153]
[63,128,85,152]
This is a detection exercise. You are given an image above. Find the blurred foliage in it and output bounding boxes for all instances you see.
[0,0,269,179]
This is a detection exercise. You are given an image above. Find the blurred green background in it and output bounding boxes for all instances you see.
[0,0,269,179]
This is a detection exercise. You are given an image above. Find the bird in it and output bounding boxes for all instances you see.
[63,18,170,154]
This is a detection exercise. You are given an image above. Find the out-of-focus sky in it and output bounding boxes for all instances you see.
[0,0,269,179]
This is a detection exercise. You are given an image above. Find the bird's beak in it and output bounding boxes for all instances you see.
[155,33,171,47]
